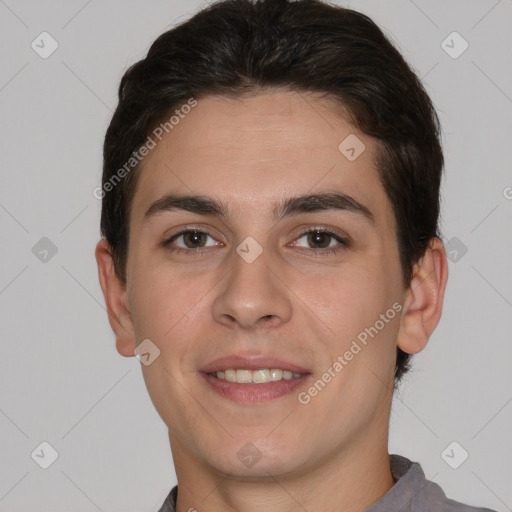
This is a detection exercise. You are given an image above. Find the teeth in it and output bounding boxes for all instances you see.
[253,369,270,383]
[214,368,303,384]
[270,368,282,381]
[225,369,237,382]
[237,369,252,383]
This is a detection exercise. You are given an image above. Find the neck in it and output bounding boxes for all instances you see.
[170,421,395,512]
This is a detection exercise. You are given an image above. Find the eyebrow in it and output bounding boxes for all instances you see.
[143,191,374,224]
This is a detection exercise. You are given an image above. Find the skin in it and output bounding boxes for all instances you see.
[96,89,448,512]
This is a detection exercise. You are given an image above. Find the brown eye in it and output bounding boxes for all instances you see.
[306,231,333,249]
[164,230,220,252]
[295,229,347,251]
[181,231,208,248]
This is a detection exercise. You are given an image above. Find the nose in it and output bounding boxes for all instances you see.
[211,246,293,330]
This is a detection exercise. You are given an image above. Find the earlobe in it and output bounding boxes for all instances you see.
[95,239,137,357]
[396,238,448,355]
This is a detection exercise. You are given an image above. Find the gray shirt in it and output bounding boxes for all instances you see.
[157,454,496,511]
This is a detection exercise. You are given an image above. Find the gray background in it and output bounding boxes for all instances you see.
[1,0,511,511]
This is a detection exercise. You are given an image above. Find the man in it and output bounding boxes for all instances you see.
[95,0,496,510]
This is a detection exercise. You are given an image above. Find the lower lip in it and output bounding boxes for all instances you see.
[200,372,309,403]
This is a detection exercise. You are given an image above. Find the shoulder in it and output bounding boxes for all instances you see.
[367,455,497,512]
[156,485,177,512]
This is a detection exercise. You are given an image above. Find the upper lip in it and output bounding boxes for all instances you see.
[200,355,310,374]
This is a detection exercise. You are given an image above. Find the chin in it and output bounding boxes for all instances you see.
[199,435,311,480]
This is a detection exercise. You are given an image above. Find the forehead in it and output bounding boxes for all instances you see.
[131,90,392,225]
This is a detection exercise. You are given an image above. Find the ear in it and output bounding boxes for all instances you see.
[397,238,449,355]
[95,239,137,357]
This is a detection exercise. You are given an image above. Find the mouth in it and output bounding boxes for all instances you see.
[209,368,303,383]
[199,356,311,403]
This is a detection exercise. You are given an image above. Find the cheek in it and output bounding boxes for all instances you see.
[128,265,188,341]
[127,262,217,373]
[307,259,400,382]
[309,263,391,333]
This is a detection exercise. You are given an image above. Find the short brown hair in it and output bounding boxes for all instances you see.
[100,0,444,384]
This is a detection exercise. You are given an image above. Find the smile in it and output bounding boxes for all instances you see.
[210,368,303,384]
[200,355,311,403]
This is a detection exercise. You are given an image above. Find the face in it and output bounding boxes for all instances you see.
[120,90,407,478]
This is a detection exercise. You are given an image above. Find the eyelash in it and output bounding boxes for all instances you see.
[162,227,349,256]
[293,228,349,256]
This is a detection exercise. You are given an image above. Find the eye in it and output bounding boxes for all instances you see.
[164,229,220,252]
[293,228,349,254]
